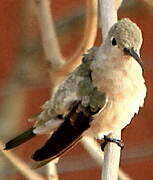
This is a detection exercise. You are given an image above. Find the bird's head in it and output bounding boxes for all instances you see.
[107,18,144,70]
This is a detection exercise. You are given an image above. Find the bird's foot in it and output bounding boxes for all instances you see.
[101,135,124,151]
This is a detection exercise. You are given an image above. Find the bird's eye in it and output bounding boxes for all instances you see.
[111,38,117,46]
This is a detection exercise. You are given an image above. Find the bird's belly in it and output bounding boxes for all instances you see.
[90,65,146,139]
[89,94,143,139]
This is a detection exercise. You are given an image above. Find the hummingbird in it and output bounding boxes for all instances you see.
[4,18,146,168]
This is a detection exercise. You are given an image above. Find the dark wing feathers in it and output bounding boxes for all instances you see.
[32,102,99,161]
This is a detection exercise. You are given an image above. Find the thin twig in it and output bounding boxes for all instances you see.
[82,136,131,180]
[102,130,122,180]
[67,0,98,69]
[49,0,98,85]
[0,141,45,180]
[99,0,123,180]
[34,0,66,70]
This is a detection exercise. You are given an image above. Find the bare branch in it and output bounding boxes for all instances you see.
[50,0,98,83]
[67,0,98,68]
[102,130,121,180]
[34,0,66,70]
[98,0,123,180]
[82,136,131,180]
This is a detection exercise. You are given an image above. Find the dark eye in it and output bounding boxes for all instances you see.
[111,38,117,46]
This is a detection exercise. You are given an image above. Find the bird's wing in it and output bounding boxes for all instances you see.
[34,47,99,133]
[32,95,107,168]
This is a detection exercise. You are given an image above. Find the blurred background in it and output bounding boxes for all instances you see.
[0,0,153,179]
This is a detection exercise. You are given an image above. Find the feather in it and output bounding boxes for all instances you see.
[4,128,36,150]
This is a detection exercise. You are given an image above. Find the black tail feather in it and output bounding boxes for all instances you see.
[4,127,36,150]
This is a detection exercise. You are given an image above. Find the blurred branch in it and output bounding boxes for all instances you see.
[0,4,97,95]
[66,0,98,69]
[0,141,45,180]
[34,0,66,70]
[59,0,98,73]
[49,0,98,85]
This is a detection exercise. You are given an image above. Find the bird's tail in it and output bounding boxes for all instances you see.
[4,127,36,150]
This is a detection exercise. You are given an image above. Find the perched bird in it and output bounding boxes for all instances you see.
[5,18,146,167]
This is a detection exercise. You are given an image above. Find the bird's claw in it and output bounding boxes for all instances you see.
[101,135,124,151]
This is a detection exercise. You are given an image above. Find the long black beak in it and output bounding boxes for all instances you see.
[124,47,144,71]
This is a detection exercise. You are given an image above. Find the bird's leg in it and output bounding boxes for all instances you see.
[101,135,124,151]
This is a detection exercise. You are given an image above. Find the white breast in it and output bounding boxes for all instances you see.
[90,53,146,139]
